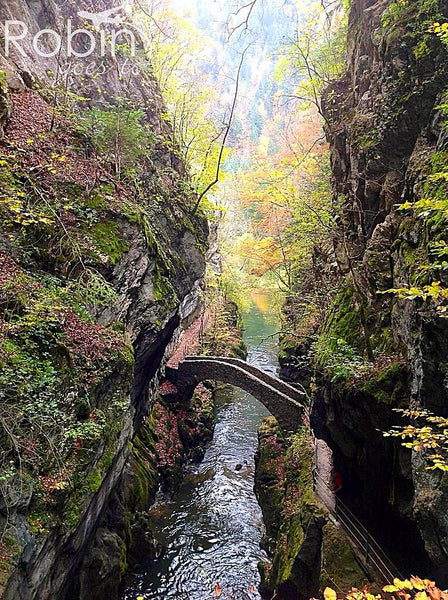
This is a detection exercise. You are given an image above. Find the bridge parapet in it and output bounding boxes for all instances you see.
[184,356,305,404]
[175,356,305,432]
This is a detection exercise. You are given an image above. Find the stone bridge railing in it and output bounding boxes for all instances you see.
[172,356,306,432]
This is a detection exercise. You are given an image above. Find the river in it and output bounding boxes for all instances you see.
[122,291,279,600]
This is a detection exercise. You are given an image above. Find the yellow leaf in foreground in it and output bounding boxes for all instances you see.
[324,587,337,600]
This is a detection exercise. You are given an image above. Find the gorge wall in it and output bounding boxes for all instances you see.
[313,0,448,585]
[263,0,448,594]
[0,1,209,598]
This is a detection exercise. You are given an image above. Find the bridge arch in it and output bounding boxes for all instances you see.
[171,356,305,432]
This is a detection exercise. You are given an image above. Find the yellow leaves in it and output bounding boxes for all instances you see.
[427,459,448,472]
[51,153,67,162]
[393,579,414,590]
[429,21,448,42]
[322,579,448,600]
[380,281,448,308]
[324,587,337,600]
[383,577,438,597]
[431,22,448,33]
[0,195,24,213]
[385,410,448,471]
[382,576,448,600]
[0,193,54,228]
[411,577,431,591]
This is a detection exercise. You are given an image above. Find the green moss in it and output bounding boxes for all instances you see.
[278,335,298,361]
[255,417,286,542]
[349,115,379,151]
[152,266,178,307]
[27,511,51,536]
[85,467,102,492]
[0,534,22,588]
[118,341,135,367]
[324,287,360,346]
[380,0,442,46]
[361,360,408,405]
[137,210,172,269]
[89,220,130,264]
[0,70,7,89]
[229,338,247,359]
[413,38,431,59]
[402,245,427,268]
[118,538,128,577]
[314,286,362,367]
[271,517,304,584]
[257,424,324,592]
[320,522,370,593]
[125,418,159,513]
[85,187,109,210]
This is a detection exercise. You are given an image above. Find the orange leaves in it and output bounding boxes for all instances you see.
[212,582,255,597]
[236,235,285,277]
[316,578,448,600]
[382,577,448,600]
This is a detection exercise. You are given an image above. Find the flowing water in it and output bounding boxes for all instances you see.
[122,291,279,600]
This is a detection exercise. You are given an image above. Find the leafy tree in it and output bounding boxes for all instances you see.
[77,102,152,179]
[276,1,347,123]
[132,1,241,208]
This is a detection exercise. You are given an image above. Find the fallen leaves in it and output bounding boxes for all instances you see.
[0,90,106,189]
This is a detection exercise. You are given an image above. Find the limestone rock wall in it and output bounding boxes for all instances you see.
[312,0,448,584]
[0,1,208,598]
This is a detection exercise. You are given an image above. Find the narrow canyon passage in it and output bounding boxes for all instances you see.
[122,292,278,600]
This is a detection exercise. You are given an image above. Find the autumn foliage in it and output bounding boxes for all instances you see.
[321,576,448,600]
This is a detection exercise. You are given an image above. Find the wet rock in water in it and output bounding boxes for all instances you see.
[129,513,166,566]
[181,468,216,490]
[235,460,249,471]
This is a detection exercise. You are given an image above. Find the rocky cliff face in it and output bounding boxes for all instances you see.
[254,419,369,599]
[312,0,448,584]
[0,1,208,598]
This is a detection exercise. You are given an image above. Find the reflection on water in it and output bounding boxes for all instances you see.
[122,291,279,600]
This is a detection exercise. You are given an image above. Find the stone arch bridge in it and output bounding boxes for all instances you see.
[169,356,306,431]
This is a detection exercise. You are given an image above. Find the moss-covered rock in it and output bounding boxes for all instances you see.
[320,522,371,593]
[256,421,326,599]
[255,417,286,544]
[360,360,409,406]
[0,70,11,139]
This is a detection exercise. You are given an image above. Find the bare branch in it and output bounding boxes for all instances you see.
[191,45,250,215]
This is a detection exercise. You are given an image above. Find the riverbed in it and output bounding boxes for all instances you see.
[122,291,279,600]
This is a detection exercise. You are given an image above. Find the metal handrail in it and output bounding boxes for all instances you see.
[313,469,403,584]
